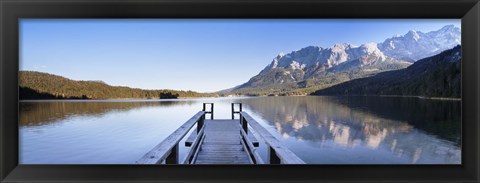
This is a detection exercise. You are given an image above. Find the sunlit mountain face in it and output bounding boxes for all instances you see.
[231,25,461,95]
[313,46,461,97]
[378,25,461,62]
[240,96,461,164]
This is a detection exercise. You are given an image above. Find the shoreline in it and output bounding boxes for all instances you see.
[19,94,461,102]
[19,96,255,102]
[372,94,461,101]
[311,94,461,101]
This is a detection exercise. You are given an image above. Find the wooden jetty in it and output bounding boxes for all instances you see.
[136,103,305,164]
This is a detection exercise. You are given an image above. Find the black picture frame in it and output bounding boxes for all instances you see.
[1,0,479,182]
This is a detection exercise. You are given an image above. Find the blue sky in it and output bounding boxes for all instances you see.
[20,19,460,92]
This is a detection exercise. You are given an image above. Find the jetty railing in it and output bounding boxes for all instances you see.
[136,110,207,164]
[239,111,305,164]
[137,103,305,164]
[231,103,242,119]
[203,103,214,119]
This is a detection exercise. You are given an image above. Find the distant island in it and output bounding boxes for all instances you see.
[19,71,216,100]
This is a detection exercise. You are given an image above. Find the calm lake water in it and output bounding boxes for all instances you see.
[19,96,461,164]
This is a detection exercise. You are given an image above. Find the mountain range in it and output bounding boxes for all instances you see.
[229,25,461,96]
[19,25,461,100]
[312,45,461,98]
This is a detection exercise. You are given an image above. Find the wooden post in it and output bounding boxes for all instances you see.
[203,103,214,119]
[232,103,243,119]
[165,144,179,164]
[242,116,248,134]
[210,103,214,119]
[197,113,205,133]
[231,103,234,119]
[269,147,281,164]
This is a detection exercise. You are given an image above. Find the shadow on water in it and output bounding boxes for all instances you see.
[19,100,197,126]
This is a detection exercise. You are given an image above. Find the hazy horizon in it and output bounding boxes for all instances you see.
[20,19,460,92]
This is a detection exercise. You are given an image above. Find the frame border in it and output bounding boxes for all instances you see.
[1,0,479,182]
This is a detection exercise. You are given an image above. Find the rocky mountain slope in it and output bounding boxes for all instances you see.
[230,25,460,95]
[312,45,461,98]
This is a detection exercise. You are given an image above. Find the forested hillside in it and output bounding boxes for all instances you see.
[19,71,214,99]
[312,45,461,98]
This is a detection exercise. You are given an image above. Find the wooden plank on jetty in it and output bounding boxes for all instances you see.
[193,120,251,164]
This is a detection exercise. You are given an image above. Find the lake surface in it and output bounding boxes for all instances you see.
[19,96,461,164]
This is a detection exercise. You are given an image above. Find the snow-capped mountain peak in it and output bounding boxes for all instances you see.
[264,25,460,72]
[405,30,421,41]
[331,43,356,50]
[436,24,457,32]
[360,42,381,53]
[378,24,460,61]
[233,24,461,93]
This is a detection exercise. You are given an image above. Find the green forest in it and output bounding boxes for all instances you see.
[19,71,215,100]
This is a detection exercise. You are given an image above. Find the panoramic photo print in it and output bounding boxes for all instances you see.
[19,19,461,164]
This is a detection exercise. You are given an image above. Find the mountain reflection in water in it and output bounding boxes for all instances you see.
[238,96,460,164]
[19,96,461,164]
